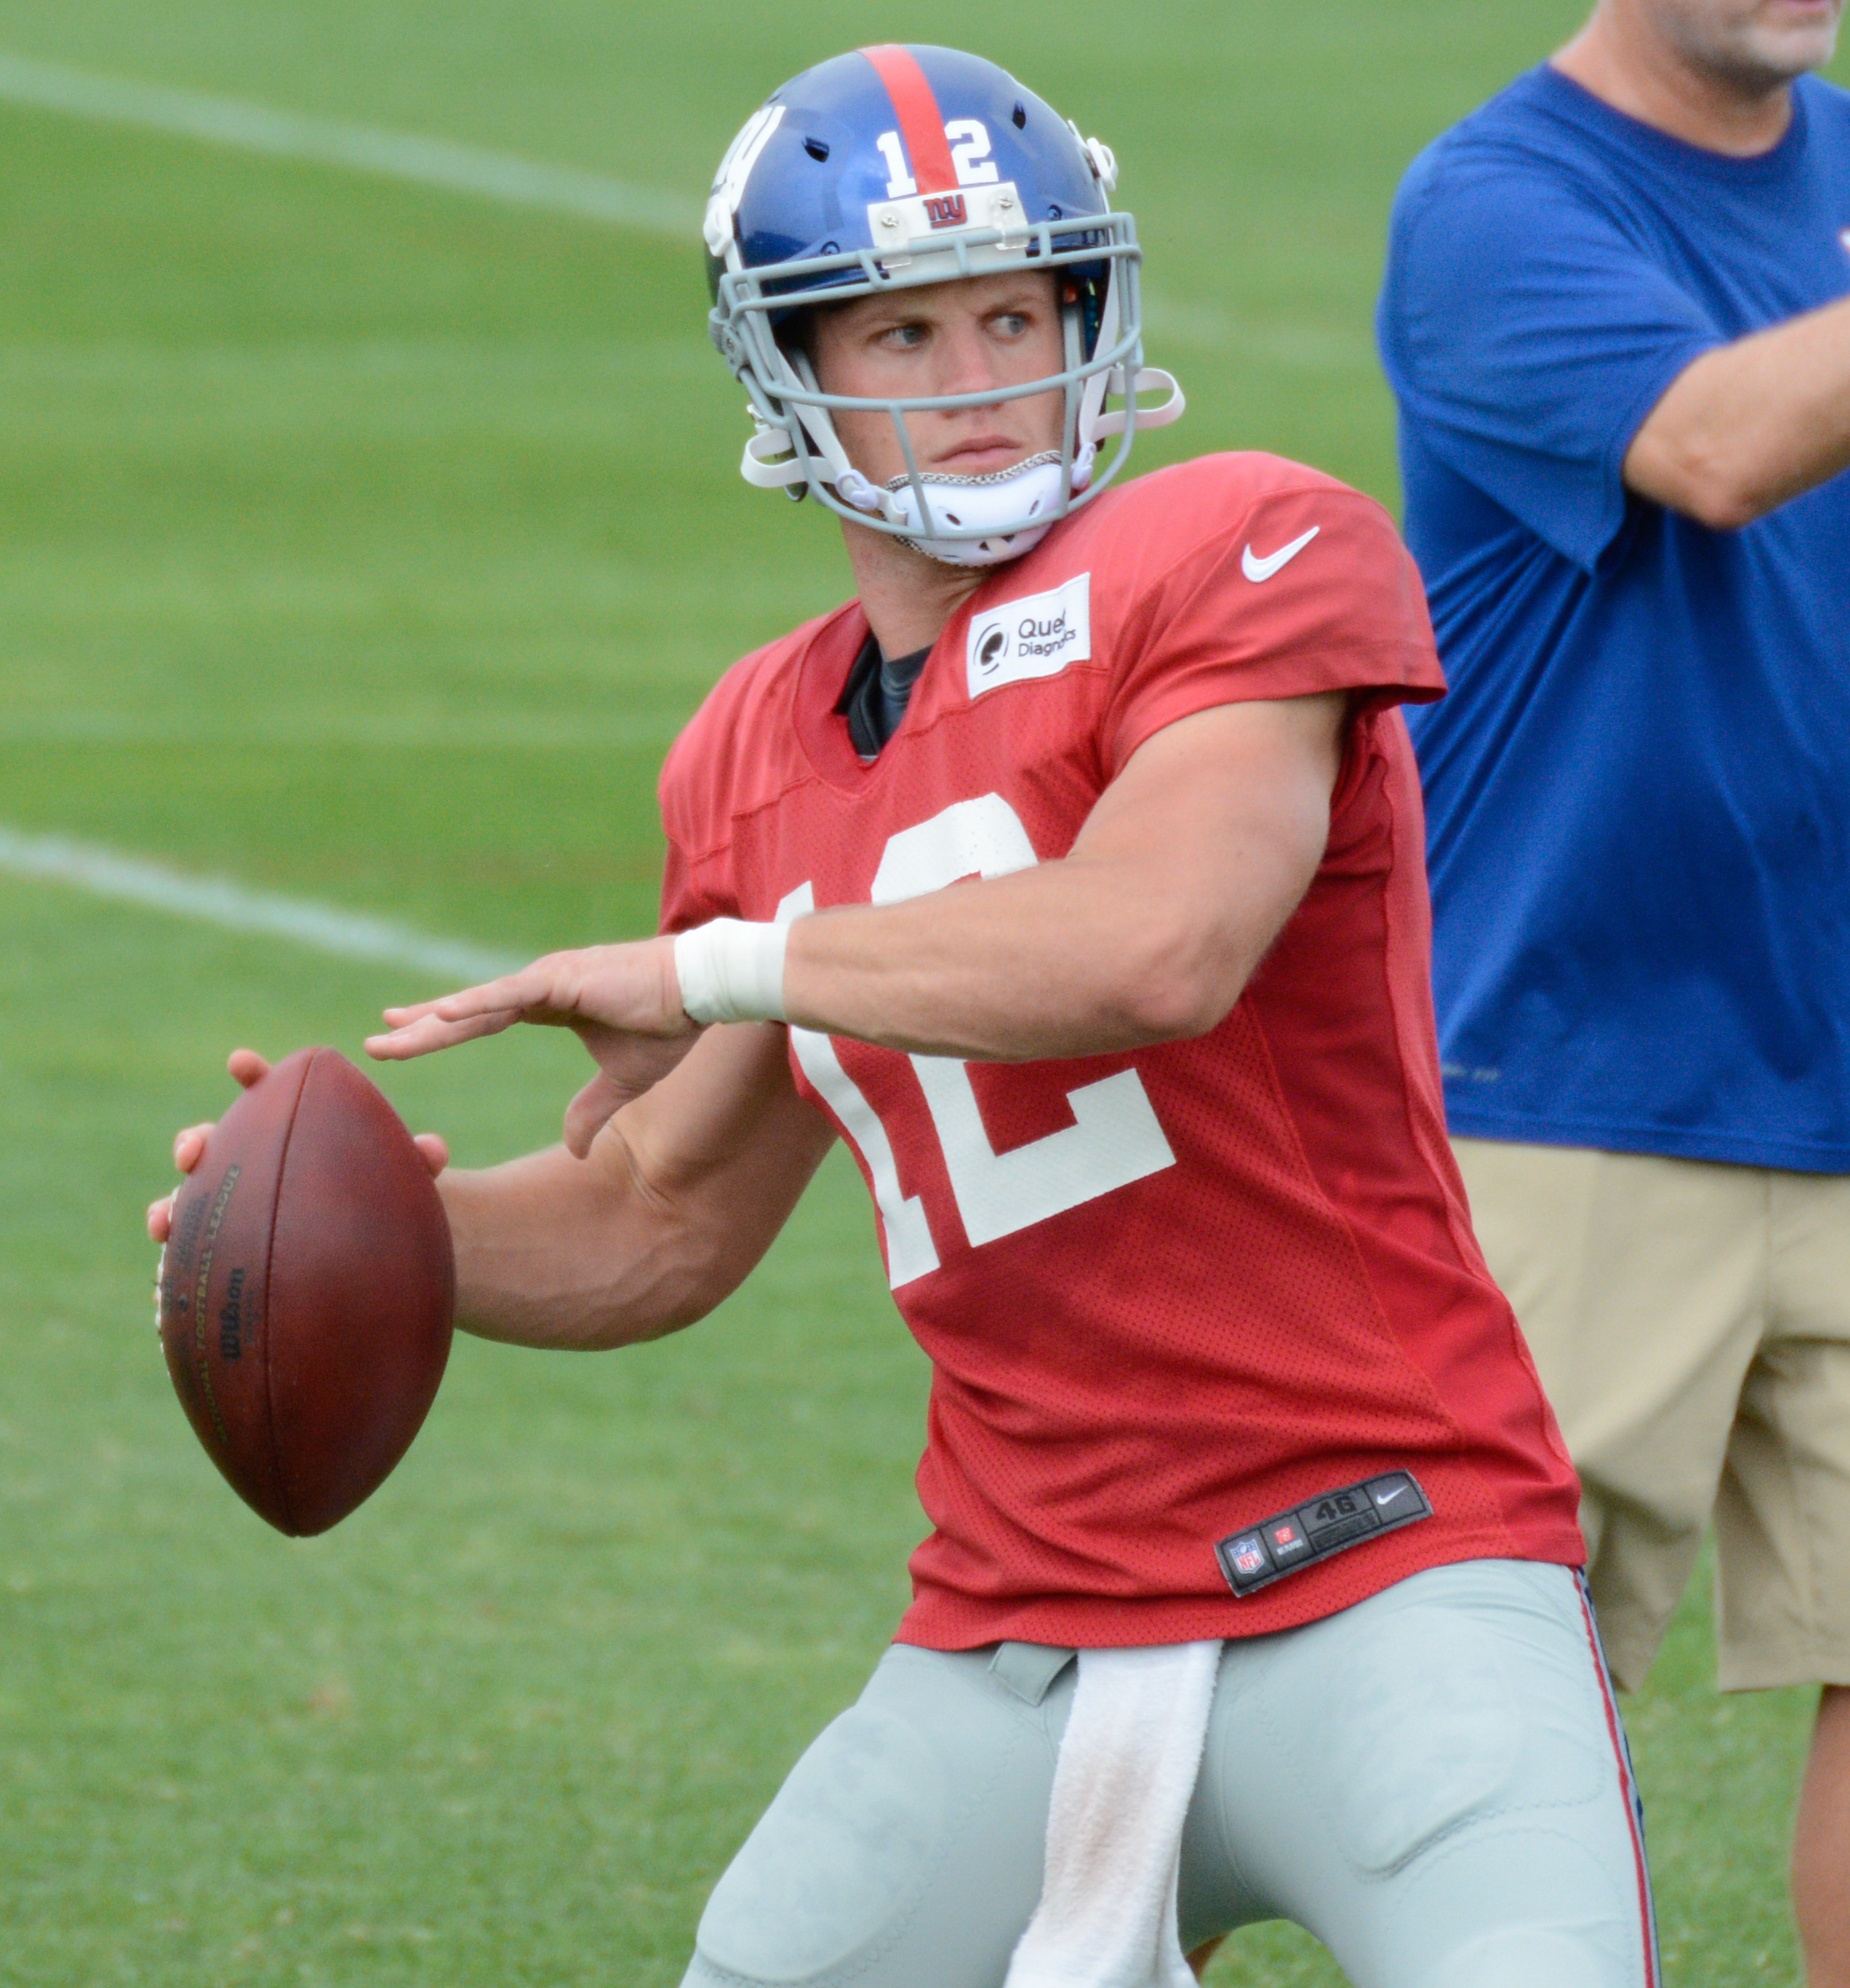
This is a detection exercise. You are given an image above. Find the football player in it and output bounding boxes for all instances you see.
[155,46,1661,1988]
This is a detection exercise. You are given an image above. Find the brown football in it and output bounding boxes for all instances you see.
[157,1047,454,1535]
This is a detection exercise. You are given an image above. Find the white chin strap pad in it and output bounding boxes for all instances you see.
[883,455,1068,567]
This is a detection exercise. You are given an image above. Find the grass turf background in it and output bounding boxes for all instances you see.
[0,2,1843,1981]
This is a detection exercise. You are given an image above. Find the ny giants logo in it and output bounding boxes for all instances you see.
[923,192,968,229]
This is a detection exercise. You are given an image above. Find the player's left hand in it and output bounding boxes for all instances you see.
[364,939,702,1157]
[146,1048,450,1242]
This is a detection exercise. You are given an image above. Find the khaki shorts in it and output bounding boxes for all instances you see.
[1454,1137,1850,1693]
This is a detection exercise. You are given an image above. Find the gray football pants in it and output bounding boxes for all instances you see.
[681,1559,1659,1988]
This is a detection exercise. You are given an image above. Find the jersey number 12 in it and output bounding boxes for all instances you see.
[779,793,1176,1289]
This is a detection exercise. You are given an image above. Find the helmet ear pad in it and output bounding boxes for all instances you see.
[1061,270,1108,363]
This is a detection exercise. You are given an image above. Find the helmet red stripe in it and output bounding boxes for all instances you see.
[858,44,960,194]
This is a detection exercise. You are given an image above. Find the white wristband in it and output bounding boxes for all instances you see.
[673,919,790,1025]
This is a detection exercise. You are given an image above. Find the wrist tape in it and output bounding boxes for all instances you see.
[673,919,790,1025]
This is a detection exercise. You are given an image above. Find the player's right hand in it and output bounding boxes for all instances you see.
[146,1048,447,1242]
[366,939,702,1158]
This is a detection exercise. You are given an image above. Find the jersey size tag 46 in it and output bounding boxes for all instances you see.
[1216,1471,1433,1597]
[966,574,1090,699]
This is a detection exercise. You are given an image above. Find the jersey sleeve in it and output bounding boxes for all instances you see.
[658,835,739,935]
[655,716,745,935]
[1103,483,1446,777]
[1378,149,1723,572]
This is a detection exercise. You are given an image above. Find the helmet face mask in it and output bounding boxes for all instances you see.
[705,45,1184,567]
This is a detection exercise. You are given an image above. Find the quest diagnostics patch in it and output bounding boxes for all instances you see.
[966,574,1090,699]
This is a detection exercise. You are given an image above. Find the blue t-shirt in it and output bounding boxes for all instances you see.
[1379,65,1850,1172]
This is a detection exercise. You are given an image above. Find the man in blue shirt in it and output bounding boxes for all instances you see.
[1378,0,1850,1976]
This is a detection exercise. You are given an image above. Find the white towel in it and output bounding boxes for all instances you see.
[1004,1639,1223,1988]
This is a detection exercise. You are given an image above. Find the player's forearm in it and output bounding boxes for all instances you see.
[781,842,1312,1062]
[772,695,1339,1061]
[437,1142,727,1350]
[781,865,1226,1060]
[437,1031,834,1349]
[1624,295,1850,529]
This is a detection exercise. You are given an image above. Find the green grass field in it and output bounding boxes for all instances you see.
[1,3,1842,1982]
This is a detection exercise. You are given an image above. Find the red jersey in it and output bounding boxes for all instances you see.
[659,453,1583,1650]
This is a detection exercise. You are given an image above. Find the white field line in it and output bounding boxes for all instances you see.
[0,50,704,237]
[0,51,1364,362]
[0,710,687,751]
[0,826,523,984]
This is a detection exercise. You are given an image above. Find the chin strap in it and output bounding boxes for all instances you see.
[1090,366,1185,441]
[884,452,1069,567]
[740,349,873,500]
[739,417,805,491]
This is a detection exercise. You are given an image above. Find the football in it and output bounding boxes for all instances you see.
[157,1047,455,1536]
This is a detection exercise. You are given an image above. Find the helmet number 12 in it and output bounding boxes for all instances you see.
[876,121,1001,203]
[777,794,1177,1289]
[945,120,999,186]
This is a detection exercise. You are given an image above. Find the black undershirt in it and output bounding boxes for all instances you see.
[836,634,933,759]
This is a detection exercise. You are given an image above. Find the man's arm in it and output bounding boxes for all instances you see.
[1624,293,1850,529]
[367,689,1346,1076]
[781,692,1343,1059]
[153,1024,836,1353]
[442,1019,835,1349]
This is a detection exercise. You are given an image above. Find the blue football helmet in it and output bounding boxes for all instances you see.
[704,45,1183,566]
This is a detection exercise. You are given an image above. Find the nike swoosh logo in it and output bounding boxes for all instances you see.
[1374,1485,1407,1506]
[1241,525,1320,582]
